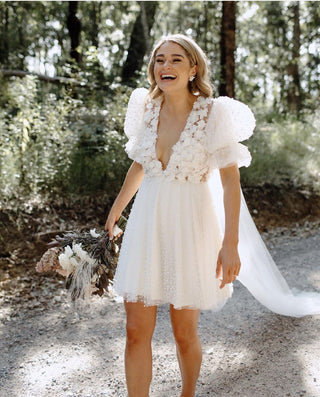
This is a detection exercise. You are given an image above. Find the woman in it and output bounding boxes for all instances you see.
[105,34,320,397]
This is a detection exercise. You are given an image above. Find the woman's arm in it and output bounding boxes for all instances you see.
[216,164,241,289]
[105,161,144,238]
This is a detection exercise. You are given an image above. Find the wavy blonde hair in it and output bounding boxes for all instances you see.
[147,34,213,99]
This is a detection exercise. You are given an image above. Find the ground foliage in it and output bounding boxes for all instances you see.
[241,110,320,191]
[0,75,131,201]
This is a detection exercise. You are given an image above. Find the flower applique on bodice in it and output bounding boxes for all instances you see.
[134,96,213,183]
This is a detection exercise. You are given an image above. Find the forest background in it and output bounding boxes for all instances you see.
[0,1,320,267]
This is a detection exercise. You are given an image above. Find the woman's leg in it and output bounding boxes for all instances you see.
[170,305,202,397]
[124,301,157,397]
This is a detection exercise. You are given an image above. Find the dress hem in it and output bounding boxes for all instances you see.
[114,290,232,312]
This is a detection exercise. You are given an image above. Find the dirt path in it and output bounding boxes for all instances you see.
[1,226,320,397]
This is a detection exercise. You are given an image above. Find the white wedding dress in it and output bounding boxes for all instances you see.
[113,88,320,316]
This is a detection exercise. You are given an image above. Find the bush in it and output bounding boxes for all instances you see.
[0,76,132,206]
[241,110,320,192]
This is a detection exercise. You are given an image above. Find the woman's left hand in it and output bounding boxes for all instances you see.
[216,244,241,289]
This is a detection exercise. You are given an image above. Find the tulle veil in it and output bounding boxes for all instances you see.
[208,170,320,317]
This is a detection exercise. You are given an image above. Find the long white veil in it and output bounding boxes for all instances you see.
[208,170,320,317]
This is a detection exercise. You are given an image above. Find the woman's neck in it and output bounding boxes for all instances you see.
[161,91,197,116]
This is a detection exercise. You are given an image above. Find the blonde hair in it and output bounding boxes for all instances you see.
[147,34,213,99]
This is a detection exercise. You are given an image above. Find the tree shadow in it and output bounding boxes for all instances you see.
[200,287,320,396]
[0,288,128,396]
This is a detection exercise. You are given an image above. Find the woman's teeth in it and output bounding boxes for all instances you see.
[161,75,176,80]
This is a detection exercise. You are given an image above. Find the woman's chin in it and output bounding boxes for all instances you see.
[157,83,188,95]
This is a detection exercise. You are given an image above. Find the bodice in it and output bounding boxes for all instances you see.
[132,95,213,183]
[124,88,255,179]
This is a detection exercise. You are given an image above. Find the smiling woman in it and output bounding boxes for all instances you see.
[104,34,320,397]
[148,34,213,100]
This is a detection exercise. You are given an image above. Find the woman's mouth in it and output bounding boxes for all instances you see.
[161,74,177,81]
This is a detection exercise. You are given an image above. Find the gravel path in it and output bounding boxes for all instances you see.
[0,226,320,397]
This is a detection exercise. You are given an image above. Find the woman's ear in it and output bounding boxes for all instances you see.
[191,65,197,79]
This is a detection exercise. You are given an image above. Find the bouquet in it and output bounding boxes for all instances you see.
[35,216,127,300]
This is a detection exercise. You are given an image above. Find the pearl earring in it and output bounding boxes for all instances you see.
[189,76,195,82]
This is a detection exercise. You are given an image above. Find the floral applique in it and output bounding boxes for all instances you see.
[132,95,213,183]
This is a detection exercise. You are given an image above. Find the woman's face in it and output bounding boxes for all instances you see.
[153,41,197,94]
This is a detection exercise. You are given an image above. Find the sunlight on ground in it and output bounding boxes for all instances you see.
[19,345,94,393]
[298,344,320,396]
[0,306,12,321]
[204,343,254,370]
[308,270,320,289]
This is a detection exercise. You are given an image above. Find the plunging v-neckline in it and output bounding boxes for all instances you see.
[155,96,199,171]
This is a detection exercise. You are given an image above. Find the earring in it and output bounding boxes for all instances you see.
[189,76,195,82]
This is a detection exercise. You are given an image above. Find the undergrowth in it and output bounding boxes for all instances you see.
[1,75,320,215]
[0,75,131,207]
[241,110,320,192]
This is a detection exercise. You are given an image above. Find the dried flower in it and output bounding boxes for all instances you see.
[90,229,101,238]
[35,216,127,300]
[35,247,61,273]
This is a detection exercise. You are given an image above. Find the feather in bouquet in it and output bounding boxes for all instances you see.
[35,216,127,300]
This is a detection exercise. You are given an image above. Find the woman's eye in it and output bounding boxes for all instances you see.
[156,59,164,63]
[173,59,181,62]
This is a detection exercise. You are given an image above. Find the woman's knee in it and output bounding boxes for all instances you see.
[125,302,157,346]
[126,320,153,345]
[170,307,200,352]
[172,325,199,352]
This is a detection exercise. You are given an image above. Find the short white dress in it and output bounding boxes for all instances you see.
[113,88,255,310]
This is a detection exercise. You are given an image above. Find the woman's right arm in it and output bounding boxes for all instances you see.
[105,161,144,238]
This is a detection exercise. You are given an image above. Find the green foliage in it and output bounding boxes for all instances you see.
[236,1,320,112]
[0,75,131,204]
[65,86,131,195]
[241,111,320,192]
[1,0,320,207]
[1,1,320,112]
[0,75,72,198]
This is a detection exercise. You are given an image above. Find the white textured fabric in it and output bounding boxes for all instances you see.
[124,87,149,160]
[124,91,253,182]
[207,96,256,146]
[115,177,232,310]
[209,170,320,317]
[114,89,253,310]
[209,143,252,170]
[115,88,320,315]
[206,96,255,169]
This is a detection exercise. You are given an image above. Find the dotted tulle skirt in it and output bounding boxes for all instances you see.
[113,176,232,310]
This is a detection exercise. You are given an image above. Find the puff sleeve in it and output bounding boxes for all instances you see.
[124,87,149,160]
[206,96,256,169]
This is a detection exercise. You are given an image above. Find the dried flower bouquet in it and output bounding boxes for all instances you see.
[35,216,127,300]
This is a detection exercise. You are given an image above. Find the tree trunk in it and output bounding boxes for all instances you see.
[0,3,9,66]
[219,1,236,97]
[67,1,82,63]
[121,1,158,86]
[287,2,301,114]
[89,1,101,48]
[203,2,208,52]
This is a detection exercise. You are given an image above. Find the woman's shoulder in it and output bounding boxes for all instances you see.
[128,87,149,105]
[209,96,255,124]
[125,87,150,117]
[124,88,149,138]
[206,96,256,144]
[212,96,252,111]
